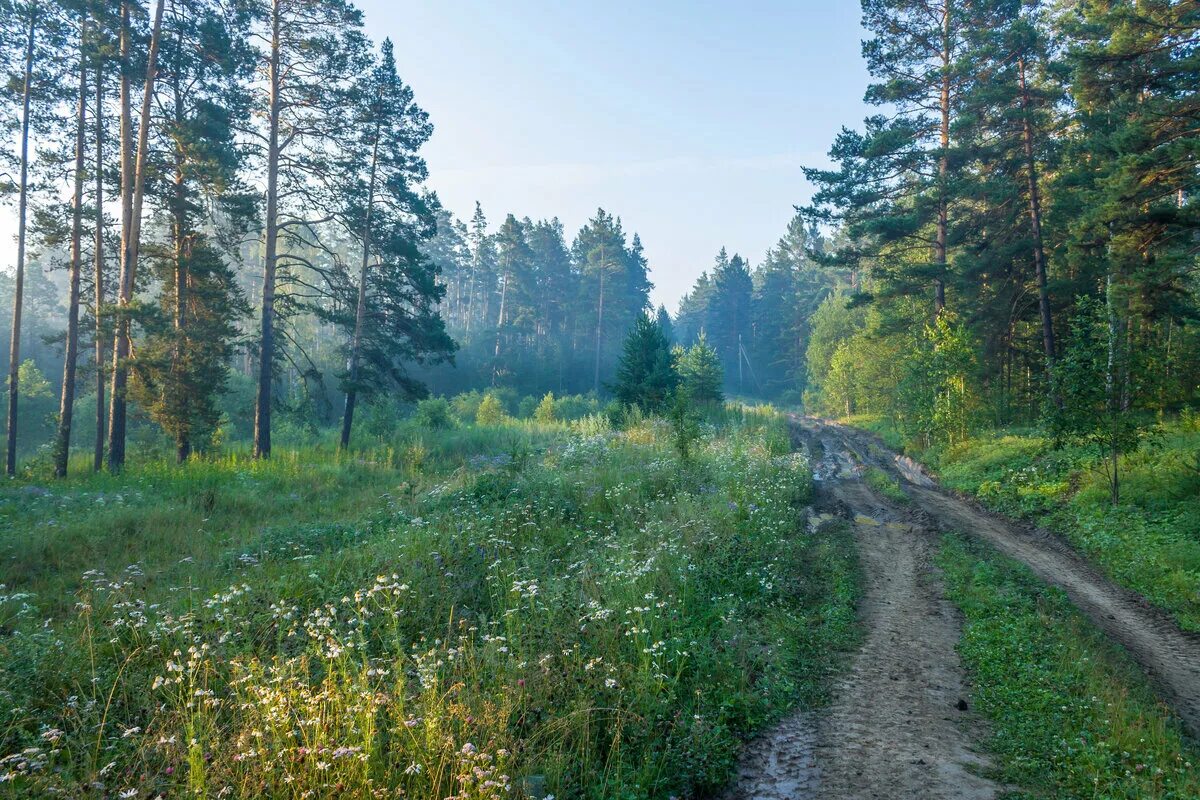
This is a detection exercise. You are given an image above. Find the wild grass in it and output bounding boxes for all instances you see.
[938,533,1200,799]
[0,408,859,798]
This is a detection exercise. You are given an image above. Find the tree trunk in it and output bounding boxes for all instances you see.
[1018,57,1056,371]
[171,8,189,463]
[108,0,165,471]
[5,6,37,477]
[94,54,106,472]
[54,18,89,478]
[593,250,606,394]
[340,118,381,451]
[254,0,282,459]
[492,263,510,385]
[1105,271,1120,506]
[934,0,951,315]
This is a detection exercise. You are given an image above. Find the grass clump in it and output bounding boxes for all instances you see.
[0,411,858,799]
[938,534,1200,799]
[864,466,909,504]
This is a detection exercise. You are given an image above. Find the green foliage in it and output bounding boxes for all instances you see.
[612,314,677,412]
[917,420,1200,632]
[1045,297,1160,504]
[13,360,51,400]
[474,393,506,426]
[676,333,724,406]
[533,392,556,423]
[414,397,456,429]
[939,534,1200,799]
[897,312,981,449]
[0,414,858,798]
[669,390,702,461]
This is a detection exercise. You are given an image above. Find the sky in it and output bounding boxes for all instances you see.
[0,2,873,315]
[359,0,872,312]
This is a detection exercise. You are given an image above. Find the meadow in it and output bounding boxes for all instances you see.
[0,403,859,799]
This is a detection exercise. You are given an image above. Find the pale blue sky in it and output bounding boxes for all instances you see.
[361,1,871,311]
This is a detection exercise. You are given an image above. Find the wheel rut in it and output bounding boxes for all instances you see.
[801,416,1200,739]
[726,422,1001,799]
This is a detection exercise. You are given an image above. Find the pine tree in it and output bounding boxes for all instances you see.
[706,250,753,393]
[51,5,91,477]
[2,0,69,474]
[124,0,254,461]
[573,209,650,393]
[803,0,967,315]
[251,0,369,458]
[336,37,448,448]
[655,304,674,344]
[490,214,535,384]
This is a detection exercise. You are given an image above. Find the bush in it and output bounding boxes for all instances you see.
[533,392,556,423]
[554,393,601,421]
[414,397,456,430]
[476,394,507,425]
[517,395,539,420]
[676,334,724,405]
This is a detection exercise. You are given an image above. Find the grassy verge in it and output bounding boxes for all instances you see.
[0,409,858,799]
[849,415,1200,633]
[938,533,1200,799]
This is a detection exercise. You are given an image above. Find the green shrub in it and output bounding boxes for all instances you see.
[414,397,457,429]
[533,392,556,423]
[476,393,507,425]
[517,395,539,420]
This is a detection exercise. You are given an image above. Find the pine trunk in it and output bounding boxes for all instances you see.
[108,0,165,471]
[254,0,282,459]
[54,19,89,478]
[5,7,37,476]
[93,56,106,472]
[593,254,605,394]
[934,0,951,315]
[492,264,510,384]
[1018,58,1056,371]
[171,16,189,463]
[340,120,381,451]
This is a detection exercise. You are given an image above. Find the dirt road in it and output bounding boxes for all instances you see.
[726,417,1200,798]
[728,421,1002,799]
[804,417,1200,737]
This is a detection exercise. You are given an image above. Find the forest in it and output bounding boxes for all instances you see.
[1,1,1199,799]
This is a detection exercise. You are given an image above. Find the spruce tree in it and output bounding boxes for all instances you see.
[613,313,677,412]
[676,333,724,406]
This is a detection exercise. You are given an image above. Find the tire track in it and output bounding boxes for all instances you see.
[726,423,1002,799]
[804,416,1200,738]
